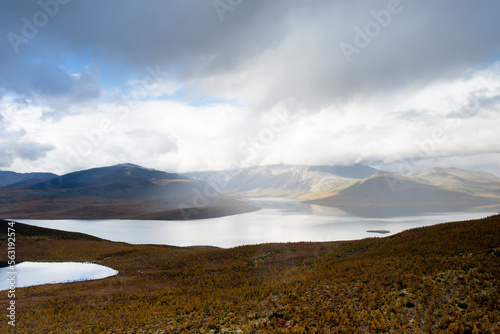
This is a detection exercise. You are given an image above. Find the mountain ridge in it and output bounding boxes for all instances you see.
[0,164,258,220]
[406,167,500,197]
[2,163,499,219]
[6,163,186,192]
[305,170,500,217]
[0,171,58,187]
[184,164,379,199]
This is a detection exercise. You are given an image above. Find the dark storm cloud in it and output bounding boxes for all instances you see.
[8,141,55,161]
[2,61,99,99]
[0,0,284,77]
[0,61,100,119]
[1,0,500,112]
[0,0,499,173]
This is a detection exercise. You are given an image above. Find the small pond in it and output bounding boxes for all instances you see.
[0,262,118,290]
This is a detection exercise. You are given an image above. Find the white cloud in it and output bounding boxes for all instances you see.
[0,98,55,168]
[2,61,499,175]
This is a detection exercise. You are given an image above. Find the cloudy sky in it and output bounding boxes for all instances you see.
[1,0,499,175]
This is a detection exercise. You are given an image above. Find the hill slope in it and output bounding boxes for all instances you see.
[0,164,258,220]
[306,171,500,217]
[0,171,58,187]
[6,163,183,191]
[1,214,498,332]
[407,167,500,197]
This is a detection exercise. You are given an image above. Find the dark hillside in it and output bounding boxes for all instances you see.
[0,164,259,220]
[307,173,500,217]
[0,171,58,187]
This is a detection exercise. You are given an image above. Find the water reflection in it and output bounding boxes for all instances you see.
[246,197,347,215]
[328,203,500,218]
[15,198,495,248]
[0,262,118,290]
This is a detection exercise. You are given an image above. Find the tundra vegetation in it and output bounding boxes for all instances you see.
[0,215,499,333]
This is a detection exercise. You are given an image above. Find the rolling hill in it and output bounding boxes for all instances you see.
[0,171,57,187]
[407,167,500,197]
[305,171,500,217]
[1,214,499,332]
[2,163,499,219]
[0,164,258,220]
[6,163,183,191]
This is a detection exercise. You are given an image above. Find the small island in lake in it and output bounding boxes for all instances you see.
[367,229,390,234]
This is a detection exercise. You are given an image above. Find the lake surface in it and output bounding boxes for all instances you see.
[0,262,118,290]
[16,198,496,248]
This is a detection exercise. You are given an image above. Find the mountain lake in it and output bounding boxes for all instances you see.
[15,197,496,248]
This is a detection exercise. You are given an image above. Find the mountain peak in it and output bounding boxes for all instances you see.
[115,163,142,168]
[5,163,188,191]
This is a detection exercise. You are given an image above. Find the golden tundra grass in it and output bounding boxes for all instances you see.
[0,215,499,333]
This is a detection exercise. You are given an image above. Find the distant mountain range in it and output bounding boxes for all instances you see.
[408,168,500,196]
[186,165,500,217]
[0,164,258,220]
[1,163,499,219]
[305,170,500,217]
[0,171,57,187]
[184,164,379,199]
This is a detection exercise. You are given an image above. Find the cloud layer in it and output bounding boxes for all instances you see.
[0,0,499,174]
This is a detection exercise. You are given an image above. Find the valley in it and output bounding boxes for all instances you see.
[1,1,499,332]
[1,164,499,332]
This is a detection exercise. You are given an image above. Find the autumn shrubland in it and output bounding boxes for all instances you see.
[0,215,499,333]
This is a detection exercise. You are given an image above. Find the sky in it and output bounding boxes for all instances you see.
[0,0,499,176]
